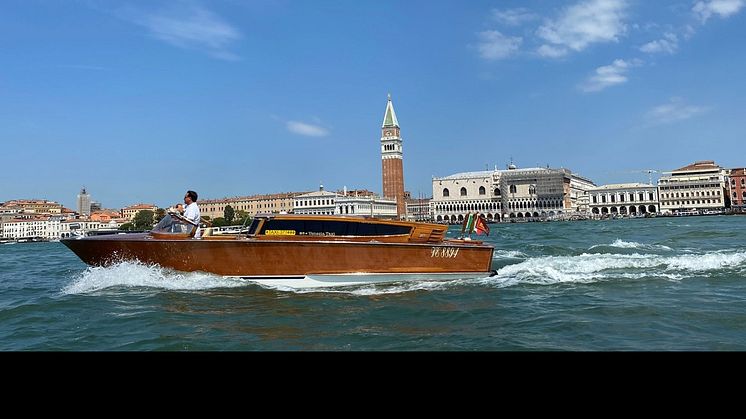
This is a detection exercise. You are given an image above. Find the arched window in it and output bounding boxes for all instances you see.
[494,188,501,196]
[443,188,450,197]
[460,187,467,197]
[510,185,517,194]
[479,186,486,195]
[529,185,536,195]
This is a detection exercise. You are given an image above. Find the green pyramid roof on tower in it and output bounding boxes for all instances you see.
[382,94,399,128]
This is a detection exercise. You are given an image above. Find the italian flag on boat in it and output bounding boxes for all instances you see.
[461,212,490,236]
[474,214,490,236]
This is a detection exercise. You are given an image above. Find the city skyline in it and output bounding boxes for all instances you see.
[2,0,745,209]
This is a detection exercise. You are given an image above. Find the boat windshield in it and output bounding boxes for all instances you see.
[152,213,195,234]
[246,218,261,236]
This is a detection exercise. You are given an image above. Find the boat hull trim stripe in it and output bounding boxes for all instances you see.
[237,272,493,289]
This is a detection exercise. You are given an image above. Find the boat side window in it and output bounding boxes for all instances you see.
[259,219,411,236]
[246,218,262,236]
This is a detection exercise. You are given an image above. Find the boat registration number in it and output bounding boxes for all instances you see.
[431,247,459,258]
[265,230,296,236]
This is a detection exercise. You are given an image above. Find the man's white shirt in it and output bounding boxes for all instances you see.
[183,202,201,226]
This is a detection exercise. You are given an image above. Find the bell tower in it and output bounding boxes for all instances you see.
[381,94,406,218]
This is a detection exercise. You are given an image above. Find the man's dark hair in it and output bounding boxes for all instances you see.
[187,190,198,202]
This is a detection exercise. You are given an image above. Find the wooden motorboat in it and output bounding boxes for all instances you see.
[62,214,495,288]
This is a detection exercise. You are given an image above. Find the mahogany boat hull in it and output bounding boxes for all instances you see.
[62,234,494,286]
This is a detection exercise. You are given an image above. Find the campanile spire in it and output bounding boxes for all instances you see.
[380,94,405,218]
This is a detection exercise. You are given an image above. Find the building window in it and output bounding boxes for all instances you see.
[529,185,536,195]
[460,187,467,197]
[443,188,450,197]
[510,185,517,194]
[479,186,486,195]
[494,188,501,196]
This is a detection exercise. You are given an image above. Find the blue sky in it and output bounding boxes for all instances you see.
[2,0,745,209]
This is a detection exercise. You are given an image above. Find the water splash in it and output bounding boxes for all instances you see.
[481,250,746,287]
[590,239,672,251]
[256,277,482,296]
[666,251,746,272]
[493,249,529,259]
[63,261,247,295]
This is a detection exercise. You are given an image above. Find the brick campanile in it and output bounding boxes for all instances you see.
[381,94,406,218]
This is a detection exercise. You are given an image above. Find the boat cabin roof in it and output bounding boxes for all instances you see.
[242,214,448,243]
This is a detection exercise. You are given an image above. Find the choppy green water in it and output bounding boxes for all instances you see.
[1,216,745,350]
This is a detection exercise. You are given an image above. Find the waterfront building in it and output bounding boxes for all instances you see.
[199,192,301,220]
[575,193,591,214]
[60,220,121,238]
[0,216,125,240]
[77,187,92,216]
[341,189,378,198]
[292,187,338,215]
[406,195,433,222]
[432,171,500,223]
[380,94,406,218]
[658,161,728,214]
[293,186,397,218]
[338,195,398,218]
[431,165,595,223]
[121,203,159,220]
[0,206,20,216]
[588,183,659,216]
[728,168,746,209]
[90,210,123,222]
[1,199,62,214]
[569,175,597,213]
[61,207,77,220]
[1,216,62,240]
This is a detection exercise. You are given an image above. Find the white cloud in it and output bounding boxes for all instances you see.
[580,58,641,92]
[537,0,629,58]
[647,98,709,124]
[125,4,242,60]
[476,30,523,60]
[682,24,697,40]
[492,8,538,26]
[693,0,745,23]
[537,44,569,58]
[640,32,679,54]
[286,121,329,137]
